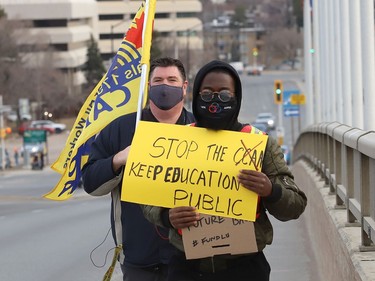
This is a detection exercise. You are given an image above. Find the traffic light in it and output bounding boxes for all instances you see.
[274,80,283,104]
[0,127,12,139]
[252,47,258,57]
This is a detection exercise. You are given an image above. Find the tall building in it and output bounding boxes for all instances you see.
[0,0,203,89]
[0,0,98,94]
[97,0,203,76]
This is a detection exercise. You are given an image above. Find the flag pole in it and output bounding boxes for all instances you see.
[136,0,156,127]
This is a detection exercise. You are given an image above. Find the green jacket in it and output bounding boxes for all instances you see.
[142,135,307,253]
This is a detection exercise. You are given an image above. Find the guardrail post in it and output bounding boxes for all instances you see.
[358,131,375,249]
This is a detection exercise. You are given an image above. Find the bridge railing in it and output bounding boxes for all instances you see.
[293,122,375,250]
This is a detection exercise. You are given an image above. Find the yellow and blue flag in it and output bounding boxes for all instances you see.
[44,0,156,200]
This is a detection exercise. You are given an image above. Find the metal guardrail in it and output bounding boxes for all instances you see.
[293,122,375,250]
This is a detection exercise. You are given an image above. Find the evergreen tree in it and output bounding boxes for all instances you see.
[150,30,162,61]
[84,35,106,87]
[293,0,303,29]
[0,6,6,18]
[231,6,247,27]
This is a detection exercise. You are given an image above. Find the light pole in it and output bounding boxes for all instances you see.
[0,95,11,170]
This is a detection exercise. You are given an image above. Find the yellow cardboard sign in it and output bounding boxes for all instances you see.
[121,121,268,221]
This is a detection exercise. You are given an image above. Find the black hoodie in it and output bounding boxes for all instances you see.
[192,60,243,131]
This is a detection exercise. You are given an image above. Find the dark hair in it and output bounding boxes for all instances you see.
[149,57,186,81]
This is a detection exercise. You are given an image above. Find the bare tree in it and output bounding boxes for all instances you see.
[263,27,302,68]
[0,16,73,119]
[0,17,26,108]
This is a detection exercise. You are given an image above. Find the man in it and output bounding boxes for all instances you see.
[82,57,195,281]
[142,60,307,281]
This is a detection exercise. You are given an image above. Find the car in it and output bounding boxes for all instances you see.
[281,145,291,165]
[24,142,44,155]
[18,121,31,136]
[245,64,264,76]
[250,122,270,133]
[29,120,66,134]
[6,111,32,122]
[255,112,276,130]
[229,61,244,75]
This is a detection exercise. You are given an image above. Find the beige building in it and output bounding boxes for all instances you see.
[0,0,203,88]
[0,0,98,90]
[97,0,203,76]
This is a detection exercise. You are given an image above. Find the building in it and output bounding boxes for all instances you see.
[0,0,98,94]
[0,0,203,89]
[97,0,202,77]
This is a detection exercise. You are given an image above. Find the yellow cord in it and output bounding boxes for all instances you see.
[102,244,123,281]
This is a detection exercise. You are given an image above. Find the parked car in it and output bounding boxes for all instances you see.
[281,145,291,165]
[29,120,66,134]
[245,64,264,76]
[229,61,244,75]
[24,142,44,155]
[250,122,270,134]
[255,112,276,130]
[6,111,32,122]
[18,121,31,136]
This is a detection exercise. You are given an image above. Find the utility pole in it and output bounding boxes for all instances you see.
[0,95,11,169]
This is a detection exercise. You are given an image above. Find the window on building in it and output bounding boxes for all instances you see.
[51,44,68,51]
[100,33,125,40]
[176,12,195,18]
[177,31,197,37]
[33,19,67,27]
[159,31,170,37]
[99,14,124,21]
[155,13,169,19]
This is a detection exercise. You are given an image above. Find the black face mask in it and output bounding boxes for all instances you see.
[195,97,237,130]
[149,84,184,110]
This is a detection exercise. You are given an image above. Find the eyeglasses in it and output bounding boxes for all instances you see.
[199,90,234,102]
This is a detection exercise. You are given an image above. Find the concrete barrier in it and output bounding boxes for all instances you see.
[293,160,375,281]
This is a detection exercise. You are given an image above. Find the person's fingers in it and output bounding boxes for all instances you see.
[238,170,272,197]
[169,207,199,229]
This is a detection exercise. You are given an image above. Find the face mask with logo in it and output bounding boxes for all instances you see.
[195,96,237,130]
[149,84,184,110]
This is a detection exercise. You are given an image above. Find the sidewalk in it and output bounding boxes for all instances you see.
[0,130,69,174]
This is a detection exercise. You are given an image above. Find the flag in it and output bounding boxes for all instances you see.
[44,0,156,200]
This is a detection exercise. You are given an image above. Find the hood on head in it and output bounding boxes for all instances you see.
[192,60,242,129]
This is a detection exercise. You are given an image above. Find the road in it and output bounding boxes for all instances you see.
[239,71,306,147]
[0,169,121,281]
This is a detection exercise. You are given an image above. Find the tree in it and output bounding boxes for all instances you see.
[0,16,74,119]
[230,5,247,27]
[83,35,106,88]
[0,6,6,18]
[293,0,303,29]
[263,27,302,69]
[0,16,23,108]
[150,30,162,60]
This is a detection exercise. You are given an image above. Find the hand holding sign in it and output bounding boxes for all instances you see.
[113,145,131,173]
[237,169,272,197]
[169,206,200,229]
[121,121,268,221]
